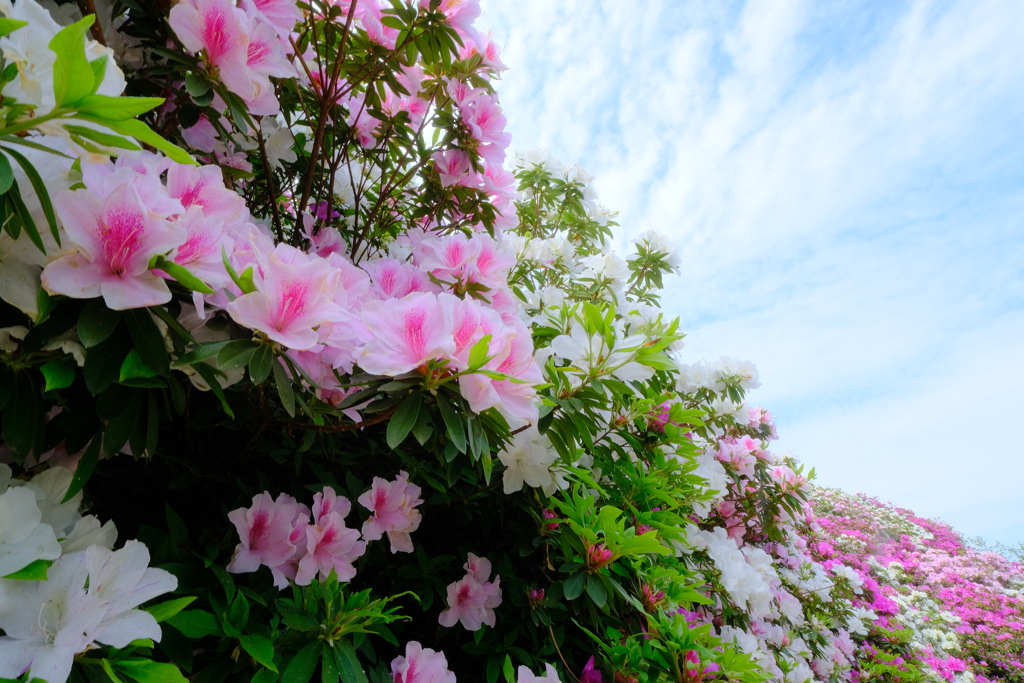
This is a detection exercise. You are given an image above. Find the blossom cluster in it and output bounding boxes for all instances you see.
[227,472,423,588]
[0,466,175,682]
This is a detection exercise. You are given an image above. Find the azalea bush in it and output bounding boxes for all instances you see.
[0,1,1020,683]
[810,488,1024,683]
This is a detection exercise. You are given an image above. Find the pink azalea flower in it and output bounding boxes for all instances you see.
[43,183,187,310]
[295,508,365,585]
[169,0,251,96]
[357,292,455,375]
[391,641,455,683]
[358,471,423,553]
[227,244,343,350]
[166,163,247,224]
[226,492,309,584]
[432,149,473,187]
[438,553,501,631]
[361,257,432,299]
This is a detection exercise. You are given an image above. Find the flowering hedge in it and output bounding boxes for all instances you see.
[0,0,1020,682]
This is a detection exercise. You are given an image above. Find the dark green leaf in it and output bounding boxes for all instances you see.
[192,363,234,418]
[249,344,273,384]
[103,395,139,455]
[167,610,224,638]
[320,644,339,683]
[386,391,421,449]
[63,435,100,502]
[171,340,231,367]
[3,146,60,245]
[281,642,319,683]
[240,634,277,673]
[436,395,466,453]
[333,642,367,683]
[217,339,257,370]
[272,361,294,417]
[184,73,211,98]
[0,152,13,195]
[563,573,585,601]
[585,575,607,608]
[125,309,170,376]
[78,299,121,348]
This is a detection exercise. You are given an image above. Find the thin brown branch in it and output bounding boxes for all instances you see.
[272,404,398,433]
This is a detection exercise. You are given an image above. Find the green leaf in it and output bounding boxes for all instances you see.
[2,558,51,580]
[0,152,13,195]
[502,655,515,683]
[466,333,492,369]
[150,255,215,293]
[119,349,157,382]
[193,363,234,418]
[272,361,294,417]
[40,355,76,391]
[5,180,43,252]
[48,15,96,107]
[585,575,607,608]
[3,146,60,245]
[281,641,319,683]
[386,391,422,449]
[436,395,466,453]
[88,55,108,93]
[320,643,339,683]
[563,573,585,601]
[334,642,367,683]
[184,73,211,98]
[101,659,126,683]
[281,612,319,632]
[171,340,231,367]
[252,670,278,683]
[0,17,28,38]
[62,434,100,503]
[167,609,224,638]
[144,596,197,623]
[221,246,257,294]
[78,299,122,348]
[77,115,196,165]
[112,659,189,683]
[226,592,250,633]
[73,94,165,121]
[240,634,278,673]
[217,339,257,370]
[249,344,273,384]
[64,124,141,152]
[125,309,170,376]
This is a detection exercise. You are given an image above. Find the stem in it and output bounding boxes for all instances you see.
[272,404,398,433]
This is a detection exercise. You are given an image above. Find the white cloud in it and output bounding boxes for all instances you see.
[482,0,1024,542]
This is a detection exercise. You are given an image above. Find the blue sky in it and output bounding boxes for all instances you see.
[479,0,1024,545]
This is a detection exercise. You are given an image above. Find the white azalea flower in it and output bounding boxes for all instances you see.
[0,486,61,577]
[497,427,564,496]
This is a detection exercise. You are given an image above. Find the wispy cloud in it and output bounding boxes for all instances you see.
[481,0,1024,542]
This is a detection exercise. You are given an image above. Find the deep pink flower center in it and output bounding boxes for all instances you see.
[100,207,145,276]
